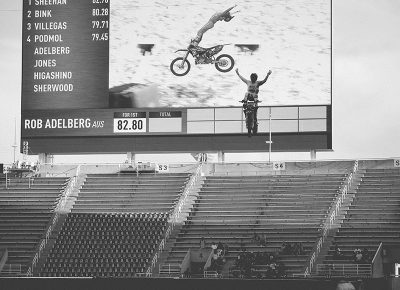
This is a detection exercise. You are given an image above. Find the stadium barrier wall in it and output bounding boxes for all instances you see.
[32,158,400,177]
[0,277,390,290]
[38,163,199,177]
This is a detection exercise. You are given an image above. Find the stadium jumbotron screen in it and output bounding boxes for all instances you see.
[21,0,332,154]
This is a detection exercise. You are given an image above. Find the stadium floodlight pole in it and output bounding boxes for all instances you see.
[12,117,18,163]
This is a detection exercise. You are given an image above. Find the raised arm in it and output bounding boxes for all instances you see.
[258,70,272,86]
[235,68,248,84]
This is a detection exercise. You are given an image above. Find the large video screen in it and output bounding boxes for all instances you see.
[110,0,331,108]
[21,0,331,153]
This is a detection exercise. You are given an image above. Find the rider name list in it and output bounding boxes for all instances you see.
[22,0,109,110]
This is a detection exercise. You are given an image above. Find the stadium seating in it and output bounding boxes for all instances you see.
[40,212,168,277]
[161,173,348,277]
[39,172,192,277]
[72,173,190,213]
[322,168,400,273]
[0,177,67,275]
[4,162,398,281]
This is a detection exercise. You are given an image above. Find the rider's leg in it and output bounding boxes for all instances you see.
[254,97,259,123]
[242,94,247,119]
[255,106,258,123]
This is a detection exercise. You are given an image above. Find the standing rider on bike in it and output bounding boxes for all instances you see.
[235,68,272,124]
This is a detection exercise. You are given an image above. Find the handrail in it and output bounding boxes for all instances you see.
[26,165,81,276]
[54,165,81,212]
[372,242,383,265]
[0,249,8,273]
[158,263,181,276]
[371,242,384,278]
[3,174,34,189]
[146,164,203,276]
[316,263,372,277]
[304,160,359,276]
[204,271,220,278]
[1,264,22,276]
[26,212,59,276]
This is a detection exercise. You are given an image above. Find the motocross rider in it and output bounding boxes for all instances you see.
[190,6,237,62]
[235,68,272,123]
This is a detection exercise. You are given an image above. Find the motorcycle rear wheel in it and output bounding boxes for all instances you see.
[215,54,234,73]
[170,57,191,76]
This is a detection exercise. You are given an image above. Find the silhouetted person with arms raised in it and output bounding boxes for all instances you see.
[236,68,272,123]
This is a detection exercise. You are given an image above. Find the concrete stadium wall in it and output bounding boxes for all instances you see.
[206,160,354,176]
[0,278,389,290]
[39,163,199,177]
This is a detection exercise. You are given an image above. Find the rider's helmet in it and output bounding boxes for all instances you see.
[250,73,258,83]
[223,15,234,22]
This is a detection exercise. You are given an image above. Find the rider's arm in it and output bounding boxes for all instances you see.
[258,70,272,86]
[235,69,248,84]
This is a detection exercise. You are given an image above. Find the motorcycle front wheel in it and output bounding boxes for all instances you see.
[170,57,191,76]
[246,112,254,137]
[215,54,234,73]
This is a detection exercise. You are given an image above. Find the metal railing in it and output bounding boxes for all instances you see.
[26,212,59,277]
[204,271,221,278]
[158,263,181,276]
[304,160,359,277]
[26,165,81,276]
[372,243,383,265]
[316,263,372,277]
[371,242,384,278]
[3,173,35,189]
[1,264,22,276]
[54,165,81,212]
[146,164,203,276]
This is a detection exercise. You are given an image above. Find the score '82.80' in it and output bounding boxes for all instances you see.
[113,118,146,133]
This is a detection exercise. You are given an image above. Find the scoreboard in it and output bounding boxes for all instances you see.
[21,0,332,154]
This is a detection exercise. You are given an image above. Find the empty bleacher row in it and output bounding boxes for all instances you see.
[40,213,168,277]
[72,173,191,213]
[322,168,400,273]
[39,172,193,277]
[161,173,348,277]
[0,177,67,275]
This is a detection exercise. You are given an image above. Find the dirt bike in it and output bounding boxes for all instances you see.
[170,44,234,76]
[240,100,261,137]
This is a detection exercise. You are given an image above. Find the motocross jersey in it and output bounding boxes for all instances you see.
[244,81,261,101]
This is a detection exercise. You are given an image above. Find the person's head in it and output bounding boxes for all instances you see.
[250,73,258,82]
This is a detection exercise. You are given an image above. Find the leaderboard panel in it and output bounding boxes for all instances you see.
[22,0,109,110]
